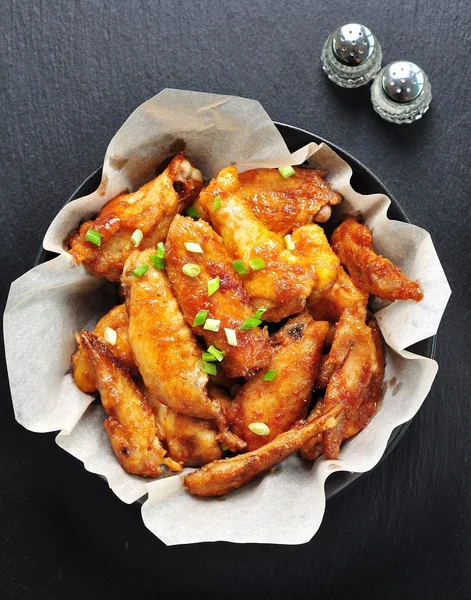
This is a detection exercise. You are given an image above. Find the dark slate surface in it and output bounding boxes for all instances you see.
[1,1,470,598]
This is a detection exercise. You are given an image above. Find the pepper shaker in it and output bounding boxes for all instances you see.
[321,24,382,88]
[371,61,432,123]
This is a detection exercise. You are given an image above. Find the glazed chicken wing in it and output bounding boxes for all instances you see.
[308,266,368,322]
[185,403,342,497]
[227,313,329,450]
[72,304,135,393]
[331,217,423,302]
[238,167,342,235]
[198,167,317,321]
[165,215,272,378]
[122,249,246,452]
[79,331,181,476]
[67,153,203,281]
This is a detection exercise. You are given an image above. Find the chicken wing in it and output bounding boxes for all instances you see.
[198,166,317,321]
[184,403,342,497]
[238,167,342,235]
[227,313,329,450]
[67,153,203,281]
[122,249,246,452]
[308,266,368,322]
[165,215,272,377]
[79,331,181,476]
[72,304,135,393]
[331,217,423,302]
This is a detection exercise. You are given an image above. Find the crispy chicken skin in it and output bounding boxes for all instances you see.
[302,307,384,460]
[79,331,181,476]
[198,166,317,321]
[227,313,329,450]
[149,395,222,467]
[67,153,203,281]
[308,266,368,322]
[238,167,342,235]
[122,249,246,452]
[331,217,423,302]
[184,403,342,497]
[72,304,135,393]
[165,215,272,377]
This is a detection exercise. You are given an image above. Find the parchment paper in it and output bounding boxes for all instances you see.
[4,89,451,544]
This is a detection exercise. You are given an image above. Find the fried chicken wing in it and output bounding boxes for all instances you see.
[149,395,222,467]
[238,167,342,235]
[198,167,317,321]
[122,249,246,452]
[184,403,342,497]
[67,153,203,281]
[331,217,423,302]
[308,266,369,322]
[72,304,135,393]
[165,215,272,377]
[79,331,181,476]
[227,313,329,450]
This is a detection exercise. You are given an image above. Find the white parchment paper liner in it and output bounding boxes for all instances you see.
[4,89,450,543]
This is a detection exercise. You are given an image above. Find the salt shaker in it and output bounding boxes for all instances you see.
[371,61,432,123]
[321,24,382,88]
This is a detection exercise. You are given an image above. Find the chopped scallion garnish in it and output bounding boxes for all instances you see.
[156,242,165,258]
[86,228,102,246]
[202,351,218,362]
[232,260,249,275]
[207,277,220,296]
[184,207,200,220]
[182,263,201,277]
[201,360,217,376]
[224,328,238,347]
[213,195,221,210]
[184,241,203,253]
[248,422,270,436]
[193,310,208,327]
[207,345,225,362]
[103,327,117,346]
[240,317,262,330]
[150,254,165,270]
[249,258,266,271]
[263,370,278,381]
[132,264,149,277]
[284,234,295,250]
[278,165,296,179]
[252,306,267,320]
[203,318,221,332]
[131,228,143,248]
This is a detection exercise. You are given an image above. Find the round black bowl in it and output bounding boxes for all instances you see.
[36,122,436,500]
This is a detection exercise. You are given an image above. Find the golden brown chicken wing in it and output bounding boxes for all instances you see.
[67,153,203,281]
[72,304,135,393]
[198,167,317,321]
[122,249,246,452]
[165,215,272,378]
[184,403,342,497]
[238,167,342,235]
[226,313,329,450]
[331,217,423,302]
[308,266,369,322]
[79,331,181,476]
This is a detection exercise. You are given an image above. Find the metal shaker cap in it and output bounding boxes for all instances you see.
[381,61,425,103]
[332,24,376,65]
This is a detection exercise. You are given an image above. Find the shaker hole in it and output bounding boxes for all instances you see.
[359,48,364,54]
[401,78,406,83]
[396,88,401,93]
[406,87,411,92]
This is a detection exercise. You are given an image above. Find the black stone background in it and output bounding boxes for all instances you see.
[1,1,470,598]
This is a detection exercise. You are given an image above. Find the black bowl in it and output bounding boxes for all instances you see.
[36,122,436,500]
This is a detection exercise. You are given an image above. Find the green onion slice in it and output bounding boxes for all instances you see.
[184,241,203,253]
[207,277,220,296]
[150,254,165,270]
[207,345,225,362]
[278,165,296,179]
[193,310,208,327]
[232,260,249,275]
[86,228,102,247]
[131,228,143,248]
[252,306,267,320]
[103,327,117,346]
[132,264,149,277]
[182,263,201,277]
[262,370,278,381]
[201,360,217,376]
[156,242,165,258]
[213,195,221,210]
[284,234,295,250]
[202,352,218,362]
[184,207,200,220]
[240,318,262,330]
[224,328,238,347]
[249,258,266,271]
[203,318,220,332]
